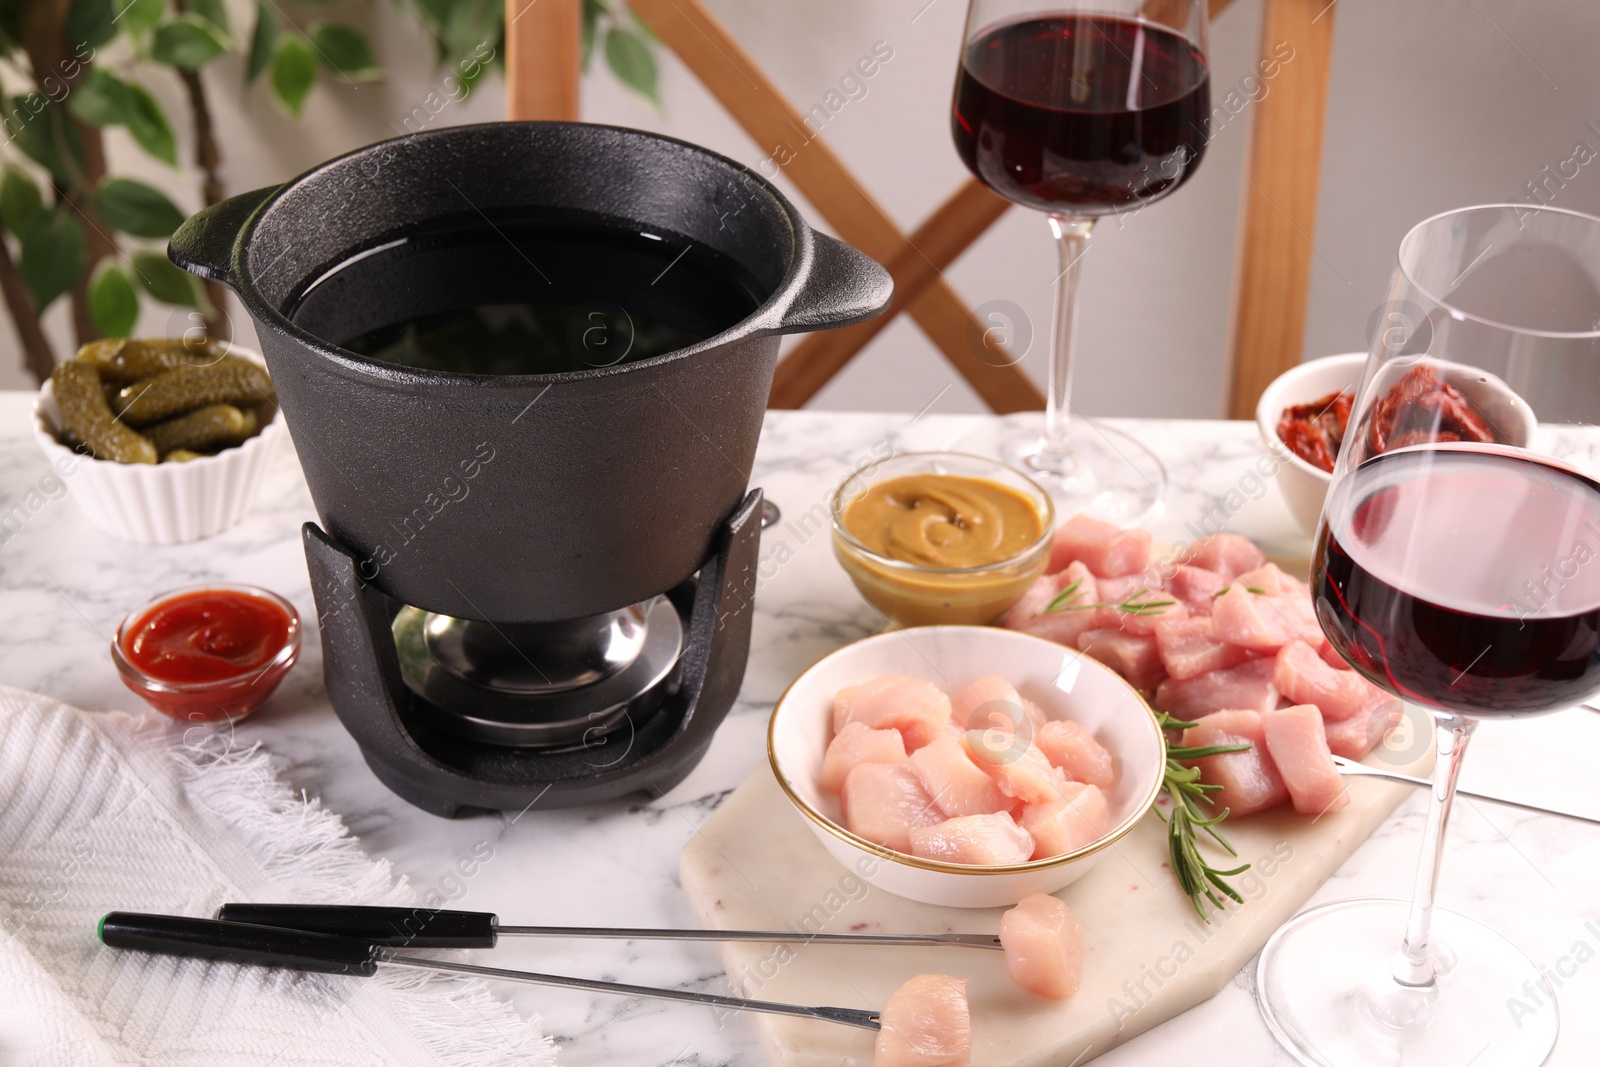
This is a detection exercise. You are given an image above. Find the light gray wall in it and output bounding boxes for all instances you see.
[6,0,1600,420]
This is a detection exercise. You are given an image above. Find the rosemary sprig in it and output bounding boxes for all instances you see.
[1044,585,1178,616]
[1212,584,1269,598]
[1153,710,1253,920]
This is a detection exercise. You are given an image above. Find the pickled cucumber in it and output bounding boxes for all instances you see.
[143,404,255,453]
[161,449,207,463]
[76,337,225,385]
[113,358,276,426]
[50,362,157,464]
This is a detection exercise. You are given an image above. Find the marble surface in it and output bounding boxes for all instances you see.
[3,396,1598,1066]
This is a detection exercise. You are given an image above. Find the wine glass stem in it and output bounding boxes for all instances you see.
[1039,215,1096,467]
[1391,714,1478,988]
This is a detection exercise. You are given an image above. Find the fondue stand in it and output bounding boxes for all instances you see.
[5,406,1595,1065]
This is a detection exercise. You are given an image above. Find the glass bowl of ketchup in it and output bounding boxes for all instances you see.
[112,585,301,723]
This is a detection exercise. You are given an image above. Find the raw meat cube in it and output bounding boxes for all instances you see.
[1035,719,1115,788]
[1004,562,1102,648]
[909,812,1034,865]
[1091,595,1189,636]
[1156,657,1279,717]
[950,675,1028,733]
[1018,697,1050,734]
[1262,704,1350,816]
[1210,584,1294,652]
[1076,629,1166,691]
[1174,534,1266,581]
[820,722,907,793]
[1325,690,1405,759]
[832,675,953,752]
[841,763,943,854]
[1274,640,1370,721]
[964,737,1069,805]
[1269,591,1327,646]
[874,974,971,1067]
[1166,564,1230,615]
[1020,782,1109,858]
[1153,616,1249,681]
[1093,574,1145,604]
[1233,562,1299,596]
[907,736,1010,817]
[998,893,1087,999]
[1048,514,1153,577]
[1179,709,1290,816]
[1318,637,1351,671]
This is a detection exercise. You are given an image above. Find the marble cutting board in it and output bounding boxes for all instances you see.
[680,737,1431,1067]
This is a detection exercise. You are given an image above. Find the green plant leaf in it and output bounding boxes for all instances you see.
[88,261,139,336]
[95,177,186,237]
[308,21,381,82]
[245,1,277,84]
[66,0,117,49]
[186,0,228,35]
[151,14,229,68]
[269,34,317,116]
[9,96,85,184]
[18,209,88,312]
[66,68,130,127]
[115,0,165,38]
[0,167,44,235]
[130,249,199,306]
[124,82,177,165]
[581,0,601,70]
[603,27,657,102]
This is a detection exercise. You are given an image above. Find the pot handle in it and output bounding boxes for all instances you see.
[168,185,279,288]
[771,230,893,334]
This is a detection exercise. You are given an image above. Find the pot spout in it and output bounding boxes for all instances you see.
[168,186,278,289]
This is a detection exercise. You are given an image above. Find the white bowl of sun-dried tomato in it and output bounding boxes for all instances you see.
[1258,352,1537,535]
[1256,353,1366,535]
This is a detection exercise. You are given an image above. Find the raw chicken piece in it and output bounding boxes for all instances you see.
[1325,690,1404,759]
[1076,629,1166,691]
[1232,562,1298,596]
[1269,591,1327,646]
[1091,595,1189,637]
[1156,657,1279,717]
[1166,564,1230,615]
[841,763,943,853]
[964,737,1069,805]
[907,736,1010,817]
[1004,562,1102,648]
[1274,640,1370,721]
[832,675,953,752]
[950,675,1029,733]
[1018,697,1050,734]
[909,811,1034,865]
[1035,719,1115,788]
[1048,514,1152,577]
[874,974,971,1067]
[1093,574,1145,604]
[1262,704,1350,815]
[1179,709,1290,816]
[820,722,907,794]
[1318,637,1351,671]
[1174,534,1266,581]
[998,893,1087,999]
[1210,584,1294,652]
[1153,616,1250,681]
[1021,782,1110,858]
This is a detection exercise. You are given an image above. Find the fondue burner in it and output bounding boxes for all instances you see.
[304,491,762,817]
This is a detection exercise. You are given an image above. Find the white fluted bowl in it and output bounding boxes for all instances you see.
[32,343,285,544]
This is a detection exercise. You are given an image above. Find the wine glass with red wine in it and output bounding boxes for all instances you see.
[1255,204,1600,1065]
[950,0,1210,522]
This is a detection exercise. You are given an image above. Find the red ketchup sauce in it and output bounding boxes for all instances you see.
[116,588,299,722]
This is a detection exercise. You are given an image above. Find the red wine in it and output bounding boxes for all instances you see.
[952,15,1210,214]
[1316,447,1600,717]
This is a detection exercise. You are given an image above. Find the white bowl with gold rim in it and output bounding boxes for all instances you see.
[767,625,1166,909]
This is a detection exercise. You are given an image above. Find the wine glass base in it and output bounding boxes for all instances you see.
[1256,899,1558,1067]
[946,415,1167,525]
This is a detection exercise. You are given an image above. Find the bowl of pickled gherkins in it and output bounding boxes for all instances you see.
[33,337,286,543]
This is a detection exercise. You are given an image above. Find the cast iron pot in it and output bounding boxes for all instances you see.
[170,122,891,623]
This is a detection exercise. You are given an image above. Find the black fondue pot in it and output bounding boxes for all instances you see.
[170,121,891,623]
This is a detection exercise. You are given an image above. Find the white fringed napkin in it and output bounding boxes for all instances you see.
[0,685,556,1066]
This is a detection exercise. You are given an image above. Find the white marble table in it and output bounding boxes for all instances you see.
[3,395,1596,1066]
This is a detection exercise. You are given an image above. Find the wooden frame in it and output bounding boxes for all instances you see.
[506,0,1335,419]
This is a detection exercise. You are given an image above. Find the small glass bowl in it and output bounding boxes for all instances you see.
[111,584,301,723]
[831,452,1054,628]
